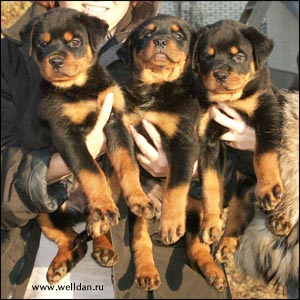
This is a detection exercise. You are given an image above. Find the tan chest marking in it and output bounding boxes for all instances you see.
[198,111,210,138]
[61,100,98,124]
[123,111,180,138]
[226,92,260,117]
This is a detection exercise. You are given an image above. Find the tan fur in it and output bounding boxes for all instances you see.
[77,169,118,236]
[38,213,76,246]
[61,100,98,124]
[198,111,210,137]
[159,183,189,238]
[140,63,186,84]
[185,197,227,290]
[254,151,283,210]
[37,46,94,88]
[226,92,260,116]
[230,46,239,55]
[122,111,180,138]
[107,148,154,219]
[133,217,161,291]
[97,85,125,113]
[63,31,73,42]
[43,32,51,43]
[208,47,214,56]
[201,168,224,244]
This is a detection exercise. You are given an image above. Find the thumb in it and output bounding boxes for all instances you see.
[98,92,114,128]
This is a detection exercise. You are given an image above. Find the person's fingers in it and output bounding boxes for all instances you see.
[129,125,158,159]
[142,119,163,150]
[136,153,152,168]
[217,102,243,120]
[209,106,240,130]
[98,92,114,128]
[210,106,246,133]
[220,131,235,142]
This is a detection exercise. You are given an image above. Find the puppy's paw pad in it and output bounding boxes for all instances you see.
[92,248,118,267]
[257,183,283,211]
[136,274,161,291]
[87,208,120,237]
[161,226,185,245]
[215,237,239,263]
[201,221,223,245]
[266,214,292,236]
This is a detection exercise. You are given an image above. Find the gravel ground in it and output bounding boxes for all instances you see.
[225,258,286,299]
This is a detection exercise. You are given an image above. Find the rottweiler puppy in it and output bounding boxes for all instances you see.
[19,7,153,284]
[108,14,200,290]
[191,19,283,255]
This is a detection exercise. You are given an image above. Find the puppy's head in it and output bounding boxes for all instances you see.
[192,20,274,101]
[118,14,193,84]
[20,7,108,87]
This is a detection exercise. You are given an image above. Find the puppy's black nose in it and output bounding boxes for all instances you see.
[213,70,228,82]
[49,56,64,69]
[153,39,167,48]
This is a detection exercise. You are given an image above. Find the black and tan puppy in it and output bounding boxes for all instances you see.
[108,14,200,290]
[192,19,283,250]
[19,7,155,284]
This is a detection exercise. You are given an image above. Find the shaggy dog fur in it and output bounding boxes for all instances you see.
[235,90,299,297]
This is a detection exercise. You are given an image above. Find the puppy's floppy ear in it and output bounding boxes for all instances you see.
[191,26,209,71]
[241,25,274,69]
[117,31,137,69]
[78,14,109,52]
[20,20,37,57]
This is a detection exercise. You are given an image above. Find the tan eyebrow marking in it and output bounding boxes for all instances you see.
[230,46,239,55]
[171,24,180,32]
[43,33,51,43]
[64,31,73,42]
[208,47,214,56]
[146,23,155,31]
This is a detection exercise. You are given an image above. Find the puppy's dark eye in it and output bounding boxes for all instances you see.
[173,32,183,40]
[69,38,81,48]
[202,54,213,61]
[143,31,152,38]
[233,53,246,62]
[37,40,48,48]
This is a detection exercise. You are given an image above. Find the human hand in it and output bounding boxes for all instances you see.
[86,92,113,159]
[129,119,169,177]
[209,102,256,151]
[35,1,56,8]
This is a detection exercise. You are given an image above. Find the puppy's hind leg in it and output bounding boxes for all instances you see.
[133,216,161,291]
[38,214,88,285]
[186,197,227,291]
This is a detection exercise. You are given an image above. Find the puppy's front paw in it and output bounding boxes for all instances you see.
[87,206,120,237]
[257,182,283,212]
[205,267,227,291]
[127,192,156,220]
[135,266,161,291]
[266,214,293,236]
[215,237,239,263]
[92,247,118,267]
[160,213,185,245]
[200,216,224,245]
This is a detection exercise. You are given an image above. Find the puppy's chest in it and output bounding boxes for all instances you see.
[39,84,104,128]
[122,94,185,139]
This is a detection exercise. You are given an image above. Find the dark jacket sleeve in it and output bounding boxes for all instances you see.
[1,38,72,230]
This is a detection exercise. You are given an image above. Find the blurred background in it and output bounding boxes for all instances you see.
[2,1,299,299]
